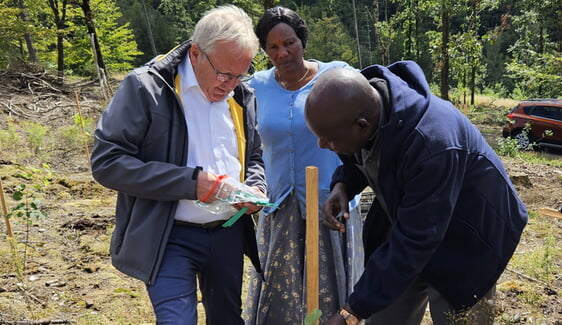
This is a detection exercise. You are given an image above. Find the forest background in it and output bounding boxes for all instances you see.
[0,0,560,101]
[0,0,561,324]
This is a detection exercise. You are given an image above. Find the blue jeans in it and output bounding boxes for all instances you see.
[147,221,245,325]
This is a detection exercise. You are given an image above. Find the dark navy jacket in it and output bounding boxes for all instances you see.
[331,61,527,318]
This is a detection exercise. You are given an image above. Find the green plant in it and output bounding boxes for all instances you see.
[5,182,47,285]
[534,129,554,145]
[57,124,85,152]
[7,184,47,222]
[0,116,20,153]
[56,113,96,156]
[518,290,543,306]
[496,137,521,157]
[15,163,52,189]
[73,113,95,138]
[511,234,560,284]
[539,235,555,282]
[304,308,322,325]
[22,121,48,154]
[6,164,51,275]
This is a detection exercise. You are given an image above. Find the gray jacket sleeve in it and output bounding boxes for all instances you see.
[91,70,198,201]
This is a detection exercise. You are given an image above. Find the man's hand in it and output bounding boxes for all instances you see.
[322,183,349,233]
[322,304,361,325]
[196,171,221,203]
[197,172,249,203]
[322,313,346,325]
[233,186,267,214]
[197,171,268,214]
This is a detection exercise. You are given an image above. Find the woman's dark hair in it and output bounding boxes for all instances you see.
[255,7,308,51]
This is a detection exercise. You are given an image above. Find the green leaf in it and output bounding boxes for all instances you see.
[304,308,322,325]
[12,191,24,201]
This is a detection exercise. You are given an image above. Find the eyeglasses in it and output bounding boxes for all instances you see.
[200,49,254,83]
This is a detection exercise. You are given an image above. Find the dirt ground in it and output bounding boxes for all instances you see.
[0,70,560,324]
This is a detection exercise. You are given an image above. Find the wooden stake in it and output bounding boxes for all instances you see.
[0,177,14,237]
[538,207,562,220]
[305,166,319,322]
[73,91,91,167]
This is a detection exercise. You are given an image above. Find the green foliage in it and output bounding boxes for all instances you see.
[465,103,509,126]
[157,0,213,44]
[0,0,140,75]
[7,184,48,222]
[0,117,20,153]
[65,0,142,76]
[496,137,522,157]
[505,51,562,98]
[504,6,562,98]
[372,15,398,65]
[304,12,358,66]
[74,113,96,144]
[6,163,50,276]
[512,233,559,284]
[0,3,25,68]
[57,113,95,151]
[57,124,83,150]
[514,150,562,167]
[22,121,48,154]
[0,0,560,96]
[449,31,484,93]
[15,163,53,189]
[252,49,271,72]
[304,308,322,325]
[116,0,177,65]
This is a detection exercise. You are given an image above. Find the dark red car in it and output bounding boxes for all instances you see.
[502,99,562,150]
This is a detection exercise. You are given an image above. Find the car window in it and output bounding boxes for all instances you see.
[522,105,533,115]
[530,105,562,121]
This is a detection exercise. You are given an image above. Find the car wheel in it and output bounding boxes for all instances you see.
[513,130,531,150]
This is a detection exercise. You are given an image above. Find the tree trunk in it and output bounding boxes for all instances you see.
[141,0,157,56]
[440,6,449,100]
[406,0,413,57]
[470,66,475,105]
[372,0,390,65]
[415,0,420,61]
[47,0,67,79]
[79,0,106,71]
[352,0,362,68]
[18,0,37,63]
[57,33,64,78]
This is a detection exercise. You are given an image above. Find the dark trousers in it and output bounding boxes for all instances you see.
[147,221,245,325]
[365,277,496,325]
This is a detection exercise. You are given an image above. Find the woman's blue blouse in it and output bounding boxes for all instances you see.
[249,60,359,216]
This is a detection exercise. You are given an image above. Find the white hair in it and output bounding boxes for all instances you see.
[192,5,259,57]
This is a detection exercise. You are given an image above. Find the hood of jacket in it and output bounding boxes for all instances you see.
[361,61,432,162]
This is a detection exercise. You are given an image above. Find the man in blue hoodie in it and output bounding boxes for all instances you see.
[304,64,527,325]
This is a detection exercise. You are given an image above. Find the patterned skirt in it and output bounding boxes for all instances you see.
[244,192,364,324]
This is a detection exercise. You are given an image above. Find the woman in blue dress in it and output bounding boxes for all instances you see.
[244,7,364,324]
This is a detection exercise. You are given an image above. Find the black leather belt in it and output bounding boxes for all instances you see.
[174,219,227,229]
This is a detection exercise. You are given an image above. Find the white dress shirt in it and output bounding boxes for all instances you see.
[174,53,241,223]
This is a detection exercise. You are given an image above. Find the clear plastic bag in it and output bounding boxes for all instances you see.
[196,200,238,214]
[196,176,271,214]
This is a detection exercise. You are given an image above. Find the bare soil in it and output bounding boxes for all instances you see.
[0,70,560,324]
